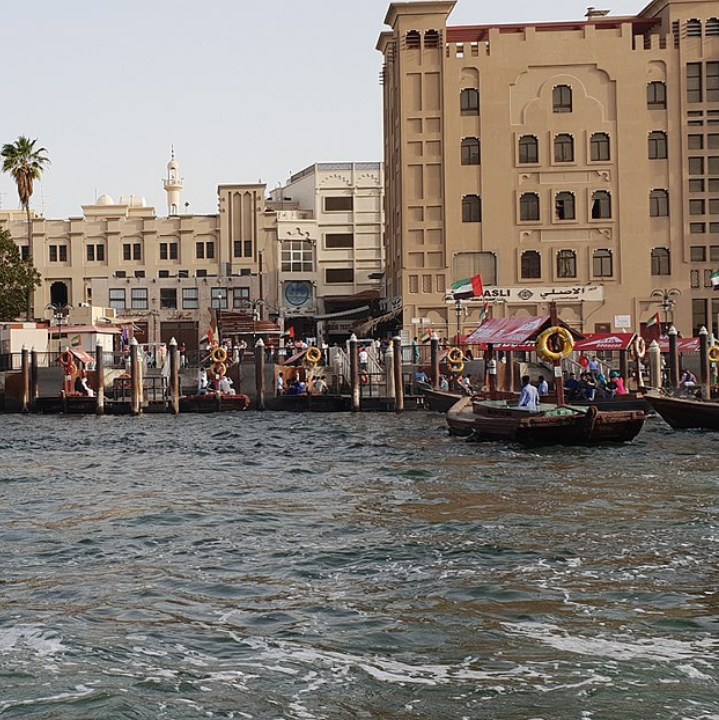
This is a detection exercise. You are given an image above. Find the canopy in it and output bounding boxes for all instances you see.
[658,337,701,353]
[68,349,96,367]
[465,316,583,347]
[574,333,637,352]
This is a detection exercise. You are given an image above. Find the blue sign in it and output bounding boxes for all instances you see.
[284,281,312,307]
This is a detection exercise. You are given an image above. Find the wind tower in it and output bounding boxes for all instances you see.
[163,146,183,215]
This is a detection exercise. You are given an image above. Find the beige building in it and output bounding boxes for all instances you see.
[378,0,719,338]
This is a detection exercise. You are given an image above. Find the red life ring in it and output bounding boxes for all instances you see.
[632,336,646,360]
[59,350,73,367]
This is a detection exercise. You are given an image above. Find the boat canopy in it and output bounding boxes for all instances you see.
[465,316,583,349]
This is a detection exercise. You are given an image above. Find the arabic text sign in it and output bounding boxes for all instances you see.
[455,286,604,304]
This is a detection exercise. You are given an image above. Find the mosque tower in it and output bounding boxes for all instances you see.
[163,146,183,215]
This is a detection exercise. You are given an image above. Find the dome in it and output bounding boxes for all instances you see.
[96,194,114,206]
[168,159,180,171]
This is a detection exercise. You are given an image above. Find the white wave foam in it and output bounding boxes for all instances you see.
[0,625,66,657]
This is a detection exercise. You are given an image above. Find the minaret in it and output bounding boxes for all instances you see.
[163,146,183,215]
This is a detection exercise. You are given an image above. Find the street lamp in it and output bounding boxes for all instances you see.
[46,303,72,355]
[454,298,463,343]
[651,288,681,329]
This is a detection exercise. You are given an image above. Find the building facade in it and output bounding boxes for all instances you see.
[378,0,719,338]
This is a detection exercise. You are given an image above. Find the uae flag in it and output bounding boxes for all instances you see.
[712,270,719,289]
[645,312,660,328]
[451,274,485,300]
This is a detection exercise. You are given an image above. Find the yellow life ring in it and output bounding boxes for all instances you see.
[447,347,464,364]
[535,326,575,362]
[211,361,227,377]
[448,361,465,375]
[59,350,73,367]
[211,346,227,363]
[708,344,719,363]
[631,336,646,360]
[306,347,322,364]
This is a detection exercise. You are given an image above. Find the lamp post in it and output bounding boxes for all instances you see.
[240,299,265,356]
[454,298,463,343]
[650,288,681,330]
[46,303,72,355]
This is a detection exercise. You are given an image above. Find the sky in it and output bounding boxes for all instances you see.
[1,0,645,219]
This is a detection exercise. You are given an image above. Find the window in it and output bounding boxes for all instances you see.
[690,199,706,215]
[687,18,702,37]
[160,288,177,309]
[689,157,705,175]
[709,62,719,102]
[553,84,572,113]
[709,157,719,174]
[648,131,668,159]
[650,189,669,217]
[196,241,204,260]
[325,233,354,249]
[97,244,105,262]
[462,195,481,222]
[325,268,354,284]
[647,81,667,109]
[591,191,612,219]
[424,29,440,47]
[160,242,178,260]
[133,243,141,261]
[87,245,95,262]
[460,88,479,116]
[182,288,198,309]
[691,222,706,233]
[211,287,228,309]
[49,245,57,262]
[518,135,538,164]
[452,251,497,286]
[233,241,242,258]
[554,134,574,162]
[521,250,541,279]
[206,241,215,259]
[134,270,145,279]
[233,287,251,308]
[324,196,353,212]
[406,30,421,48]
[20,246,29,261]
[556,249,577,278]
[710,134,719,149]
[49,245,67,262]
[59,246,67,262]
[692,298,708,336]
[461,137,481,165]
[711,245,719,261]
[160,243,169,260]
[158,270,170,278]
[409,275,419,293]
[688,134,704,150]
[691,269,700,288]
[651,248,671,275]
[244,240,253,257]
[690,179,705,192]
[690,246,707,261]
[593,249,613,277]
[196,269,207,278]
[123,244,131,261]
[710,199,719,214]
[687,62,703,103]
[281,240,313,272]
[705,269,715,287]
[590,133,610,161]
[707,17,719,36]
[555,192,576,220]
[131,288,148,310]
[109,288,126,310]
[520,192,540,221]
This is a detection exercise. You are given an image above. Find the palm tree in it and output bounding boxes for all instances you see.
[2,136,50,318]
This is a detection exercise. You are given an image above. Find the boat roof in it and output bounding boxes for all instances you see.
[465,316,583,347]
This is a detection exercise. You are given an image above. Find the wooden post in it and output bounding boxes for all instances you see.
[30,347,39,412]
[168,337,180,415]
[699,326,711,399]
[21,345,30,413]
[668,325,680,390]
[504,350,515,392]
[619,349,628,383]
[130,337,141,416]
[349,334,360,413]
[392,335,404,413]
[95,343,105,415]
[648,340,661,389]
[486,345,496,396]
[430,336,440,390]
[385,341,395,401]
[549,302,566,406]
[255,338,266,411]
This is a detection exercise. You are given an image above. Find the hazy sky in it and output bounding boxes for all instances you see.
[2,0,644,219]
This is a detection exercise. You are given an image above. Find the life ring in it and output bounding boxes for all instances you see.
[211,362,227,377]
[448,361,465,375]
[306,347,322,364]
[631,336,646,360]
[447,347,464,364]
[535,326,575,362]
[210,347,227,363]
[59,350,73,367]
[708,344,719,363]
[65,362,77,376]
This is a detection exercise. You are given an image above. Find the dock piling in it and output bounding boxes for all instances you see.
[385,342,395,401]
[648,340,661,389]
[21,345,30,414]
[668,325,680,390]
[255,338,266,411]
[430,336,439,390]
[349,334,360,413]
[95,343,105,415]
[30,347,39,412]
[392,335,404,414]
[168,337,179,415]
[699,326,711,399]
[130,337,141,416]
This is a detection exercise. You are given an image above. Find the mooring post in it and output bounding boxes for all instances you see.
[393,335,404,414]
[505,350,515,392]
[21,345,30,413]
[30,347,39,412]
[168,337,180,415]
[95,343,105,416]
[699,326,711,399]
[385,341,395,401]
[667,325,679,390]
[648,340,661,389]
[255,338,266,411]
[130,337,141,416]
[430,336,440,390]
[349,333,360,413]
[619,349,628,384]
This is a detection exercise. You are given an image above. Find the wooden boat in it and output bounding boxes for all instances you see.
[180,393,251,413]
[644,391,719,430]
[446,397,645,445]
[423,388,464,413]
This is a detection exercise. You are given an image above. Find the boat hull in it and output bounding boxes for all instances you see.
[645,393,719,430]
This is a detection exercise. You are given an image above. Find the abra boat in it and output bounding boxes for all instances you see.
[446,397,645,445]
[644,391,719,430]
[180,392,251,413]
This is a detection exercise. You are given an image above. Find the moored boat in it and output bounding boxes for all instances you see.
[644,391,719,430]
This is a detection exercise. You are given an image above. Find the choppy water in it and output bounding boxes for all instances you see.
[0,411,718,719]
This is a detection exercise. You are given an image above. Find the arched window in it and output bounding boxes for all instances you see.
[591,191,612,219]
[557,249,577,278]
[651,248,671,275]
[554,134,574,163]
[521,250,541,279]
[460,88,479,116]
[648,131,668,159]
[650,189,669,217]
[647,81,667,109]
[686,18,702,37]
[706,17,719,36]
[555,192,576,220]
[462,195,482,222]
[519,192,540,221]
[518,135,539,164]
[593,249,613,278]
[406,30,421,48]
[553,84,572,113]
[590,132,610,161]
[461,137,481,165]
[424,29,440,47]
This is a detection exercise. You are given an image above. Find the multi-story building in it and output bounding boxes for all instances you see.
[378,0,719,338]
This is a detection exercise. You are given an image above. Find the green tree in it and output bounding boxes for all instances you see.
[0,227,41,321]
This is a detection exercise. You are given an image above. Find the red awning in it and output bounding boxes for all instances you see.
[465,316,583,346]
[69,349,96,367]
[574,333,637,352]
[658,337,701,353]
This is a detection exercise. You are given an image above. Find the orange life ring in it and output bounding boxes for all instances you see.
[210,347,227,363]
[59,350,73,367]
[632,336,646,360]
[211,361,227,377]
[708,344,719,364]
[306,347,322,364]
[448,361,465,375]
[447,347,464,364]
[65,362,77,376]
[535,326,574,362]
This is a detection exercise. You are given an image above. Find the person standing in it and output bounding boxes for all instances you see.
[538,375,549,396]
[518,375,540,411]
[276,371,285,397]
[412,337,420,364]
[358,346,369,372]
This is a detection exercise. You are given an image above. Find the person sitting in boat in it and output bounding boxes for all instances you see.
[415,369,430,388]
[680,369,698,395]
[439,374,450,392]
[577,372,596,402]
[74,369,95,397]
[614,372,628,395]
[565,373,579,401]
[606,373,619,398]
[517,375,539,411]
[312,376,328,395]
[537,375,549,396]
[218,375,235,395]
[197,368,210,396]
[459,374,473,395]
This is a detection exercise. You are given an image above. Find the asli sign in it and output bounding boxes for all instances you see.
[454,285,604,304]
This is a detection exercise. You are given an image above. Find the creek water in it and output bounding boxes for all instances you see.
[0,412,718,719]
